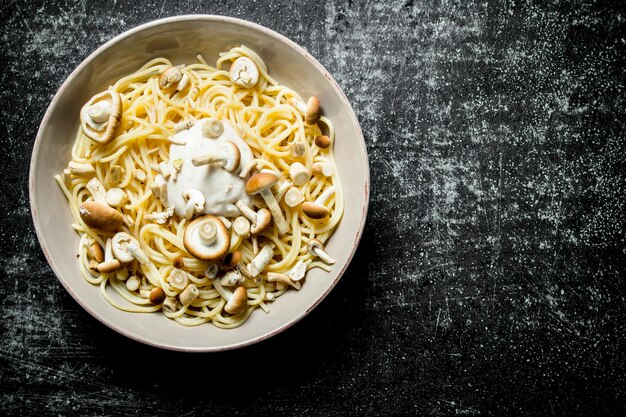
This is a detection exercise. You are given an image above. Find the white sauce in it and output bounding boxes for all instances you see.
[166,119,253,217]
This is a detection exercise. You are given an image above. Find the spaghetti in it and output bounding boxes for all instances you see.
[54,46,343,328]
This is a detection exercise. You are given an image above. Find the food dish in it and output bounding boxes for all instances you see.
[55,46,343,328]
[30,15,368,351]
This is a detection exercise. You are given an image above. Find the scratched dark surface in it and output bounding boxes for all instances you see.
[1,0,625,416]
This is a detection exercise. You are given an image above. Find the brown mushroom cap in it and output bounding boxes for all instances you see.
[314,135,331,149]
[149,287,166,304]
[184,215,230,261]
[91,243,105,262]
[221,141,241,172]
[301,202,329,219]
[251,208,272,234]
[307,238,325,255]
[305,96,321,125]
[245,172,279,195]
[225,286,248,315]
[79,201,124,232]
[223,251,242,267]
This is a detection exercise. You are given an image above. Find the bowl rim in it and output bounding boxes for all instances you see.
[29,14,370,352]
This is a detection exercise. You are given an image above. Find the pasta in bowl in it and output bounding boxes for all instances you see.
[31,16,368,350]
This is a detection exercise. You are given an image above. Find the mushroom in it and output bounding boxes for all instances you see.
[183,215,230,261]
[235,200,272,235]
[201,119,224,139]
[224,286,248,315]
[191,141,241,172]
[284,187,304,207]
[245,173,289,234]
[86,178,107,205]
[144,207,174,224]
[150,174,167,201]
[176,73,189,91]
[91,242,105,263]
[79,201,124,232]
[205,263,219,279]
[302,186,335,219]
[182,189,206,220]
[96,238,121,273]
[171,158,183,180]
[290,141,306,157]
[111,232,149,264]
[275,180,292,202]
[174,119,193,133]
[239,159,261,178]
[107,165,124,185]
[157,162,172,179]
[248,245,273,277]
[305,96,321,125]
[220,269,244,287]
[312,159,334,177]
[287,260,307,281]
[79,90,122,144]
[314,135,331,149]
[229,57,259,88]
[218,216,232,229]
[223,251,242,268]
[162,296,181,313]
[168,268,189,291]
[159,66,183,89]
[133,169,146,183]
[105,188,127,208]
[232,216,250,237]
[307,238,335,264]
[68,161,95,175]
[173,256,185,269]
[126,276,140,291]
[267,272,301,290]
[289,162,310,186]
[149,287,166,304]
[179,284,199,306]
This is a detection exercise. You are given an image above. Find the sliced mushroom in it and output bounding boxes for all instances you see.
[229,57,259,88]
[182,189,206,220]
[201,119,224,139]
[220,269,244,287]
[168,268,189,291]
[251,208,271,235]
[302,186,335,219]
[289,162,310,187]
[287,260,307,281]
[126,275,140,291]
[150,174,167,201]
[314,135,331,149]
[68,161,95,175]
[267,272,301,290]
[245,173,288,234]
[205,263,219,279]
[159,66,183,89]
[97,238,121,273]
[86,177,107,205]
[91,242,105,263]
[174,119,193,133]
[133,169,146,183]
[183,215,230,261]
[191,141,241,173]
[312,159,334,177]
[239,159,261,178]
[112,232,149,264]
[307,238,335,265]
[105,188,127,208]
[284,187,304,207]
[290,141,306,157]
[179,284,199,306]
[305,96,321,125]
[232,216,250,237]
[224,286,248,315]
[162,296,181,313]
[79,201,124,232]
[80,90,122,144]
[173,256,185,269]
[248,245,273,277]
[144,207,174,224]
[107,165,124,185]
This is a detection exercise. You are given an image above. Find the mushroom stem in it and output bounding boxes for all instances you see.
[267,272,301,290]
[86,178,107,205]
[192,154,225,167]
[127,241,149,264]
[248,245,274,277]
[239,159,261,178]
[97,238,121,273]
[312,247,335,265]
[68,161,95,175]
[235,200,257,223]
[260,189,289,234]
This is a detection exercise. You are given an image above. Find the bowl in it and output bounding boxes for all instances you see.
[29,15,369,352]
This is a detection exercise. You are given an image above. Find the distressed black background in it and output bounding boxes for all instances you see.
[1,0,625,416]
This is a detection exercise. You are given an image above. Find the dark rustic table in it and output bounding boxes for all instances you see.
[1,1,625,416]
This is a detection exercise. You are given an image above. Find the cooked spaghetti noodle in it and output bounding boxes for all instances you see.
[54,46,343,328]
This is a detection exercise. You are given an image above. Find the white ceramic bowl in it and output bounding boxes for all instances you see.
[30,15,369,351]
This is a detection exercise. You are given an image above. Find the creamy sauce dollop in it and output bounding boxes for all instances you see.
[166,119,253,217]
